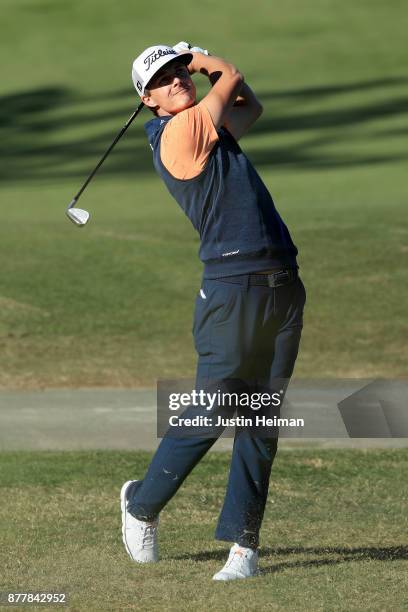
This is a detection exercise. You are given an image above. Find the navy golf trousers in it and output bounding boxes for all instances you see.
[127,273,306,548]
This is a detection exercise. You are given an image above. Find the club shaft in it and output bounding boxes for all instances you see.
[71,101,144,205]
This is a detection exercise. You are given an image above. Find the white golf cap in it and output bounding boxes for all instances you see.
[132,45,193,96]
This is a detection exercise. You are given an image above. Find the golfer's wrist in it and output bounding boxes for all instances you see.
[189,51,209,75]
[190,53,241,81]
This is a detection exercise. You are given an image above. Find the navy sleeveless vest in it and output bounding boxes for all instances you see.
[144,114,298,278]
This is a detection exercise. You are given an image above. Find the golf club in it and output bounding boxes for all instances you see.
[65,101,144,227]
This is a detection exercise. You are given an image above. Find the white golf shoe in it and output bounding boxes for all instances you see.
[212,543,260,581]
[120,480,159,563]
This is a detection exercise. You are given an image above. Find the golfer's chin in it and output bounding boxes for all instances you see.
[171,93,196,114]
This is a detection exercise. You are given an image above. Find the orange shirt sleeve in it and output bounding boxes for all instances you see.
[160,102,219,180]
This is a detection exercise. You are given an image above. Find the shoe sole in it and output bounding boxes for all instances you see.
[120,479,137,561]
[213,569,260,581]
[120,480,159,563]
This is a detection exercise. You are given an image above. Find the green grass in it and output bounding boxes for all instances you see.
[1,0,407,387]
[0,449,407,611]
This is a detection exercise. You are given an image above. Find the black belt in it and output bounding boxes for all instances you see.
[221,269,298,288]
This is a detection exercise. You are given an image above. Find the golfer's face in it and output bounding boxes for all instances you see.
[146,62,196,114]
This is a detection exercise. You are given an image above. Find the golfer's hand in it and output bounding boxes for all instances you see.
[173,41,210,75]
[173,41,209,55]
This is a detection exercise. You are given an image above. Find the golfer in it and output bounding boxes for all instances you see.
[121,42,306,580]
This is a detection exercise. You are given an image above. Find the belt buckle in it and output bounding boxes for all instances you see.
[267,270,289,287]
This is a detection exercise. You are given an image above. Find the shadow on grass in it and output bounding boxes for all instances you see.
[1,75,408,183]
[173,545,408,571]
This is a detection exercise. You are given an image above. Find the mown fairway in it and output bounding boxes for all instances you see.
[0,449,407,611]
[1,0,407,388]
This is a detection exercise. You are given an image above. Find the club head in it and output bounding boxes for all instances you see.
[66,207,90,227]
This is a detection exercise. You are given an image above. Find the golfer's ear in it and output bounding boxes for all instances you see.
[141,91,157,110]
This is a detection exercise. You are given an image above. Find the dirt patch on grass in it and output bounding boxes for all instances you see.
[0,296,49,316]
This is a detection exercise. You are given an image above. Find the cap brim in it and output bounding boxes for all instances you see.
[144,51,193,91]
[174,51,193,66]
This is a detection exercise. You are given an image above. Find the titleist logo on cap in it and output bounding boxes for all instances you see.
[144,48,177,71]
